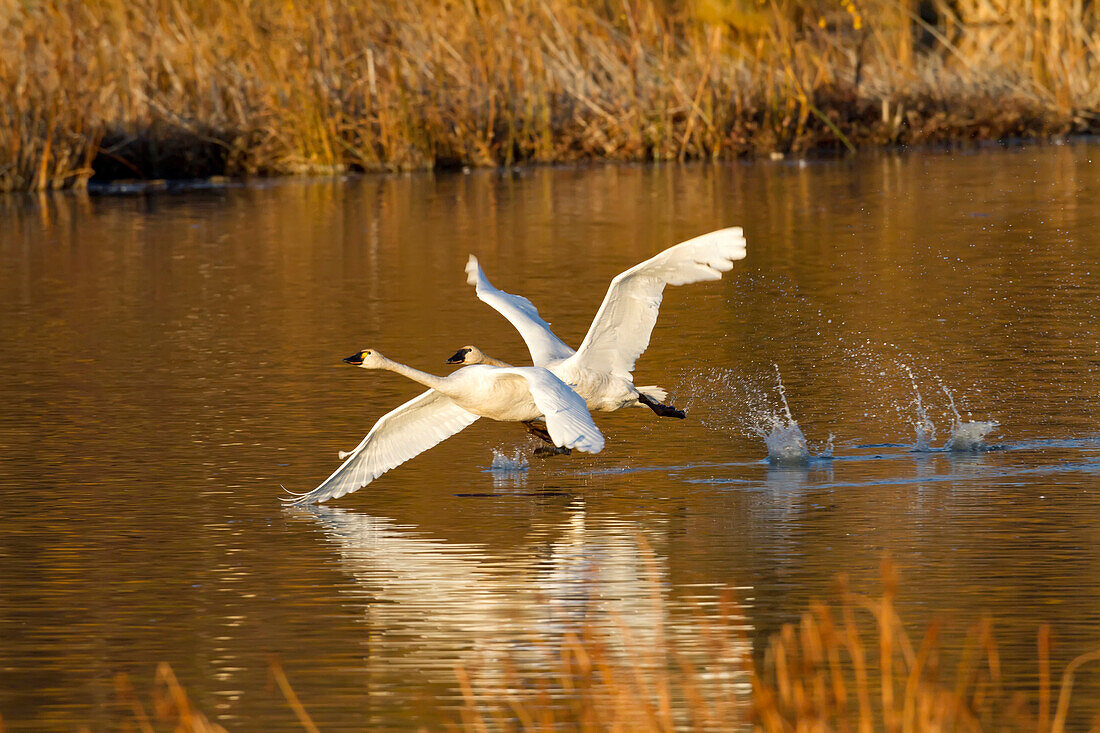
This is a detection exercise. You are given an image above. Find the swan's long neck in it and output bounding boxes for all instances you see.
[480,354,512,368]
[377,358,447,391]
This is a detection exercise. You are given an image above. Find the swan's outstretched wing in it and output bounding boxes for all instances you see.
[504,367,605,454]
[466,255,575,365]
[285,390,480,505]
[571,228,747,379]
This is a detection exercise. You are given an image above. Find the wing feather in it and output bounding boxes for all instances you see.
[570,228,747,379]
[286,390,480,505]
[466,255,575,365]
[503,367,605,454]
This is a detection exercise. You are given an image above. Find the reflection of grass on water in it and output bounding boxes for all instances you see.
[5,0,1100,191]
[103,560,1100,732]
[454,559,1100,731]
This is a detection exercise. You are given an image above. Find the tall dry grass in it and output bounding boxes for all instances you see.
[455,559,1100,731]
[84,562,1100,730]
[102,661,319,733]
[3,0,1099,191]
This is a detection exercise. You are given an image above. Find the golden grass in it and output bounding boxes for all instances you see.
[88,561,1100,730]
[3,0,1099,190]
[108,662,228,733]
[101,660,320,733]
[4,0,1100,190]
[455,559,1100,731]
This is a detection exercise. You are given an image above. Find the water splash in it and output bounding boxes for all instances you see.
[902,364,936,452]
[488,448,529,488]
[775,364,796,423]
[760,365,814,465]
[675,364,829,465]
[490,448,529,472]
[674,367,774,438]
[942,385,999,452]
[763,422,811,465]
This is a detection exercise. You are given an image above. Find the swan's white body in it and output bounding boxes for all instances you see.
[287,351,603,505]
[464,227,747,412]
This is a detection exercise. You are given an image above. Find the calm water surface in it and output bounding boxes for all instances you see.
[1,145,1099,729]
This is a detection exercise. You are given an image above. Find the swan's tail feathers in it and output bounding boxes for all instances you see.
[465,254,483,286]
[636,385,668,405]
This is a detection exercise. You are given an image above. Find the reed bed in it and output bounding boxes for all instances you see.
[96,561,1100,731]
[454,559,1100,731]
[98,661,319,733]
[3,0,1099,191]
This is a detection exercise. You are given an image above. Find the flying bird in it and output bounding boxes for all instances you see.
[285,349,603,505]
[453,227,747,419]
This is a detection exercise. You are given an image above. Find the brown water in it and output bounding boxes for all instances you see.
[2,144,1099,730]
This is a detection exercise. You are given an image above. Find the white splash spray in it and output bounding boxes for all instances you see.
[488,447,529,489]
[675,364,830,464]
[941,385,999,452]
[902,364,936,452]
[763,365,812,465]
[490,448,529,472]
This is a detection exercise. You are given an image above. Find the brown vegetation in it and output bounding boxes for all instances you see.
[455,559,1100,731]
[4,0,1098,191]
[95,661,319,733]
[91,562,1100,731]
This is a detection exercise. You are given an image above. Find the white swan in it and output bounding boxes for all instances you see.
[454,227,747,417]
[285,349,604,505]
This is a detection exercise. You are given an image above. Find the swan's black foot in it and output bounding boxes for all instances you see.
[638,393,686,419]
[533,445,572,457]
[523,420,554,444]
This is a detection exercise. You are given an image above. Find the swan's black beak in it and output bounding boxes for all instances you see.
[343,352,364,366]
[445,348,470,365]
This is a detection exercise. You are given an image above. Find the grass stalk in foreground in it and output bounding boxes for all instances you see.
[82,557,1100,730]
[454,559,1100,731]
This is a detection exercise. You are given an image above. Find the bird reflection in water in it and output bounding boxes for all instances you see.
[288,501,756,715]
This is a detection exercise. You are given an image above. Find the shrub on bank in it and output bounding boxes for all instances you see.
[2,0,1098,191]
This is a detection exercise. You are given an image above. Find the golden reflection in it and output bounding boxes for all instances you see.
[292,501,754,706]
[2,145,1100,728]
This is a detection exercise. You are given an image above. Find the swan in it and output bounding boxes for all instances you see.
[441,346,569,452]
[454,227,747,417]
[284,349,604,505]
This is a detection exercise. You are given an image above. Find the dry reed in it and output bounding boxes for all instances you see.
[89,560,1100,730]
[105,660,322,733]
[111,662,228,733]
[455,559,1100,731]
[3,0,1099,191]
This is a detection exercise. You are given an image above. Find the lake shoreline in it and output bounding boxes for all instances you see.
[42,135,1094,199]
[6,0,1098,192]
[64,133,1086,197]
[33,103,1100,194]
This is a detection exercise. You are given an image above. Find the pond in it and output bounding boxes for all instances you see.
[1,144,1098,729]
